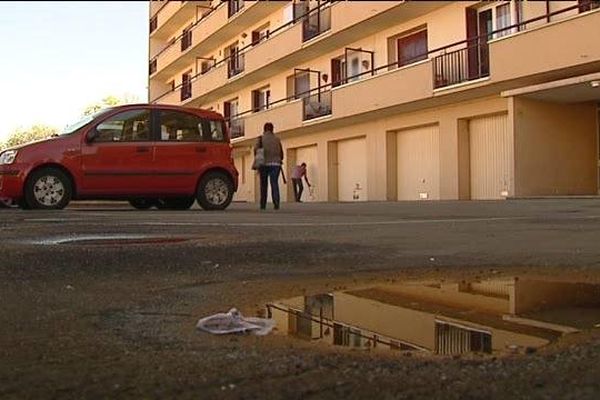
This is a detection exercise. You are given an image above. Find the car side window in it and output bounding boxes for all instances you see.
[159,110,203,142]
[205,120,225,142]
[159,110,226,142]
[94,109,151,142]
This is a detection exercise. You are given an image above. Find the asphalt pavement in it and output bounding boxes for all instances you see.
[1,199,599,399]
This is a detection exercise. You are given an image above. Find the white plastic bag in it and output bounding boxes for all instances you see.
[196,308,275,336]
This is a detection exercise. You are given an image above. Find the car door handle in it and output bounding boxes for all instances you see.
[136,146,151,153]
[195,146,207,153]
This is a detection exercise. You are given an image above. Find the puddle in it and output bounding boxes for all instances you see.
[266,277,600,357]
[24,234,194,246]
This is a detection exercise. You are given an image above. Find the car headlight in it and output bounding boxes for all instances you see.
[0,150,18,165]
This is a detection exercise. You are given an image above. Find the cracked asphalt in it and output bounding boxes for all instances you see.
[1,199,600,399]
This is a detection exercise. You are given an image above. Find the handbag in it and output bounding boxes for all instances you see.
[252,137,265,170]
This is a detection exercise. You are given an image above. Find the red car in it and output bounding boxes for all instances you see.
[0,104,238,210]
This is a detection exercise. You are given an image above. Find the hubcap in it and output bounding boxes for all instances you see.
[205,178,228,205]
[33,175,65,206]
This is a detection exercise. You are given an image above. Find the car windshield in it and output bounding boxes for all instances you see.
[60,108,114,136]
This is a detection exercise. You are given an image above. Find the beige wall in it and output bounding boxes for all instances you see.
[511,279,600,314]
[513,97,597,196]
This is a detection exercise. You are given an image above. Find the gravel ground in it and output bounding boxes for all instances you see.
[1,200,599,399]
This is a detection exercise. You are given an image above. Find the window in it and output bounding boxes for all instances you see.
[579,0,600,12]
[252,86,271,112]
[159,110,225,142]
[228,0,244,18]
[251,23,270,45]
[149,59,157,75]
[181,70,192,101]
[149,16,158,33]
[397,30,428,67]
[226,42,244,78]
[94,109,151,142]
[181,25,192,51]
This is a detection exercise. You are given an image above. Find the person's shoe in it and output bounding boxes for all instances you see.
[274,204,280,210]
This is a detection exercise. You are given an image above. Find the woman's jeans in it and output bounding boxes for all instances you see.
[259,165,281,209]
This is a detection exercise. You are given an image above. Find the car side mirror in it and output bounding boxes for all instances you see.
[86,129,99,143]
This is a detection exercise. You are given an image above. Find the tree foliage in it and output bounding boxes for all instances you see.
[1,124,59,151]
[82,93,140,116]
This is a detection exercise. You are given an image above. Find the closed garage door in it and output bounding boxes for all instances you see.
[295,145,319,202]
[338,137,367,201]
[397,125,440,200]
[233,154,254,202]
[469,114,511,200]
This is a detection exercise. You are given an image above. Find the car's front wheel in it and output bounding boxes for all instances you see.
[196,172,234,211]
[24,168,72,210]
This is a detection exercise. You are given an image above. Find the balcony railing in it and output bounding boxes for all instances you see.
[302,5,331,42]
[228,118,245,139]
[302,91,332,121]
[228,54,245,78]
[433,42,489,89]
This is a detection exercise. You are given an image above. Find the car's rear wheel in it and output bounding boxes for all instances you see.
[156,197,195,210]
[129,198,157,210]
[196,172,234,211]
[24,168,72,210]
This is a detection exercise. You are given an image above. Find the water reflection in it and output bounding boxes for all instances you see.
[266,278,600,356]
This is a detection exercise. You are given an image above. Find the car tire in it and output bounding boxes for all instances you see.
[129,198,157,210]
[24,168,72,210]
[156,197,195,210]
[196,172,234,211]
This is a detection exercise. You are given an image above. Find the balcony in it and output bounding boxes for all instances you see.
[152,1,446,104]
[488,8,600,84]
[228,118,245,139]
[150,1,204,40]
[243,100,305,141]
[303,91,332,121]
[150,1,286,80]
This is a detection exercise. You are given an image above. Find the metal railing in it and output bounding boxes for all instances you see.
[432,42,489,89]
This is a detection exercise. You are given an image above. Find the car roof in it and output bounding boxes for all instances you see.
[110,103,224,120]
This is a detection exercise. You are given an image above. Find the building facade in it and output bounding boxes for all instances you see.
[148,0,600,203]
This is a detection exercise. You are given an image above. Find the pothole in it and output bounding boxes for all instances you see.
[24,234,196,246]
[266,277,600,357]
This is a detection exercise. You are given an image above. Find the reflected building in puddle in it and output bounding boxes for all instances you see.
[267,278,600,356]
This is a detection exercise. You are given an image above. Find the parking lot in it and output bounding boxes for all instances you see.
[1,199,600,399]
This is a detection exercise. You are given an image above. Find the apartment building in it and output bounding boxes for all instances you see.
[148,0,600,203]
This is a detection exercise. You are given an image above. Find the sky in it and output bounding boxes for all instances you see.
[0,1,149,141]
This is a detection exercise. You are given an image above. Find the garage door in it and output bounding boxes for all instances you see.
[233,154,254,202]
[295,145,319,202]
[397,125,440,200]
[469,114,511,200]
[338,137,367,201]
